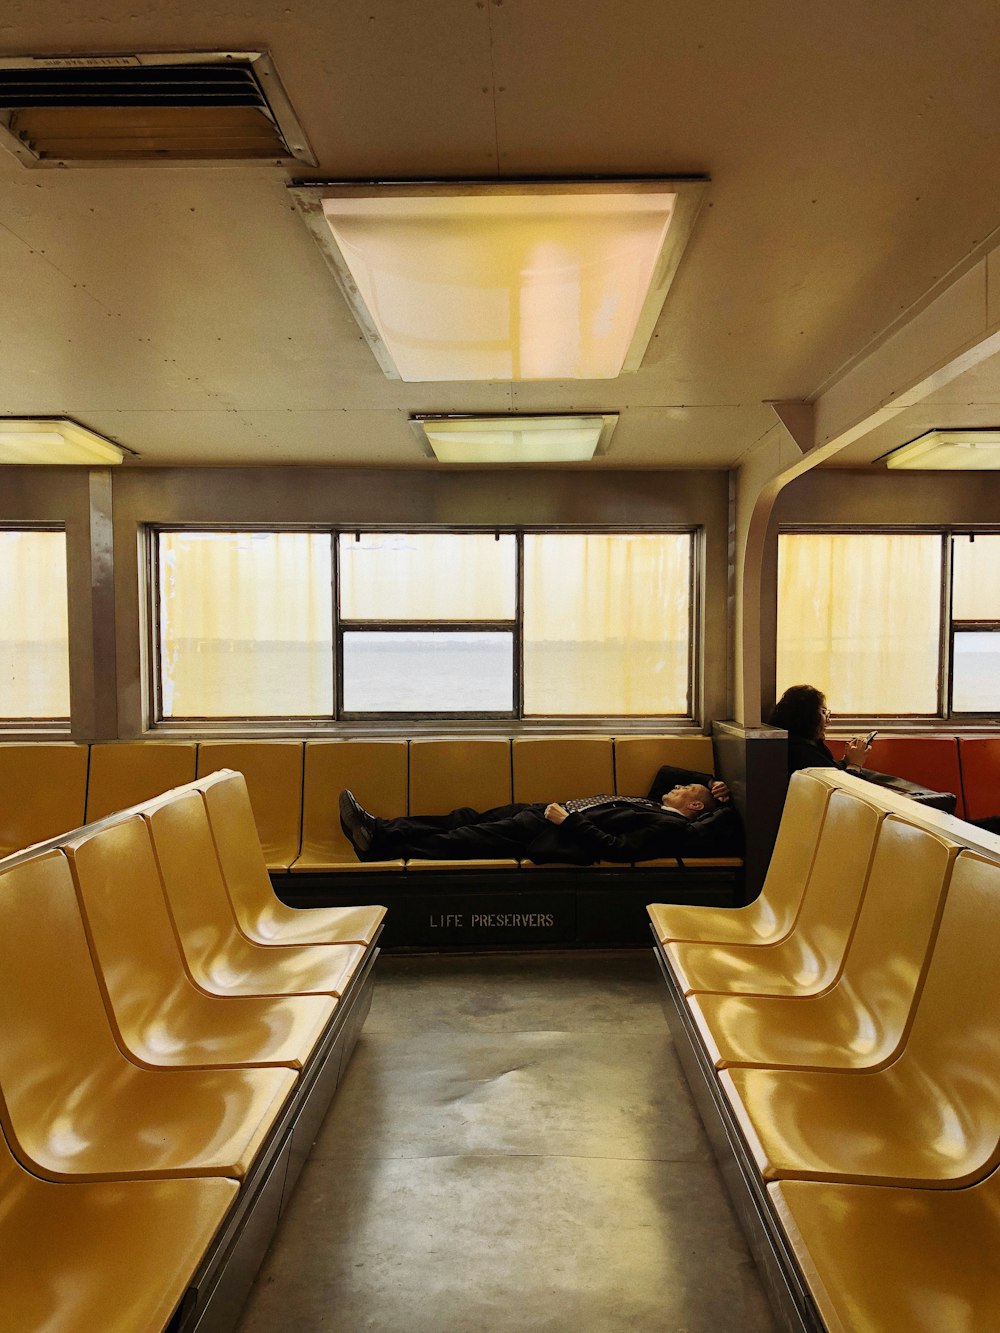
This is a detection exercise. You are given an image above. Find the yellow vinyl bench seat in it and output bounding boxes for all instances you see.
[663,788,883,997]
[196,740,304,870]
[648,772,830,945]
[770,1168,1000,1333]
[0,850,296,1182]
[721,850,1000,1187]
[65,815,340,1071]
[200,770,386,946]
[0,1125,238,1333]
[144,792,367,998]
[686,818,959,1070]
[294,739,408,873]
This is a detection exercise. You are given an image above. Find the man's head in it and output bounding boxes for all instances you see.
[661,782,717,819]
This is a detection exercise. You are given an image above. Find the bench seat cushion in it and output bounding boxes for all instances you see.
[0,1138,238,1333]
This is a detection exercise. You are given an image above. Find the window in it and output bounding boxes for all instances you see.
[152,528,696,721]
[157,531,333,718]
[777,530,1000,718]
[0,529,70,720]
[523,533,692,715]
[951,534,1000,714]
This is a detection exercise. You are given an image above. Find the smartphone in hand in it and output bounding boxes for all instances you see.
[864,730,878,746]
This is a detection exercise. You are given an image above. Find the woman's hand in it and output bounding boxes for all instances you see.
[544,803,569,824]
[844,736,872,768]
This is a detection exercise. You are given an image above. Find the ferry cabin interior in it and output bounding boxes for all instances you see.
[3,2,1000,1332]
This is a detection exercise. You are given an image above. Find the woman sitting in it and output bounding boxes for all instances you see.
[770,684,873,776]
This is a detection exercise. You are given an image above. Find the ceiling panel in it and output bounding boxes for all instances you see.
[1,0,1000,468]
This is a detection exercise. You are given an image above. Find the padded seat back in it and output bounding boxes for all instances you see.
[196,741,304,869]
[300,740,407,865]
[512,737,614,805]
[958,738,1000,821]
[64,815,196,1041]
[409,738,512,814]
[142,791,243,959]
[0,743,88,858]
[198,770,279,923]
[85,742,196,823]
[785,788,885,967]
[757,772,832,925]
[0,850,127,1155]
[614,736,716,797]
[834,816,959,1044]
[897,851,1000,1120]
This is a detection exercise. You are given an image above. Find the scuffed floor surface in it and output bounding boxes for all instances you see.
[236,950,779,1333]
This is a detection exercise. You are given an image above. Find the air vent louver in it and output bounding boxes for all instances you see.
[0,52,315,167]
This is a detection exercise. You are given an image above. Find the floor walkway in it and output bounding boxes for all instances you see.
[237,950,779,1333]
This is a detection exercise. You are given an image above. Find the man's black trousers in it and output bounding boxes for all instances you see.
[371,803,549,860]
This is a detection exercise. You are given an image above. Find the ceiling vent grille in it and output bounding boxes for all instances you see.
[0,52,316,167]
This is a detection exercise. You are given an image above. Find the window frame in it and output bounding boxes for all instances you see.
[147,523,701,727]
[776,524,1000,726]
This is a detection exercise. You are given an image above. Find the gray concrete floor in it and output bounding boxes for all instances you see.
[237,951,780,1333]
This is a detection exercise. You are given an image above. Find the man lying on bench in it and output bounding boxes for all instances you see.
[338,766,740,865]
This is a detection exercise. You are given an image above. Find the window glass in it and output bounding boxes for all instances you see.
[0,530,70,718]
[952,631,1000,712]
[522,533,691,715]
[158,531,333,717]
[777,533,941,714]
[342,630,514,713]
[952,535,1000,620]
[339,532,516,620]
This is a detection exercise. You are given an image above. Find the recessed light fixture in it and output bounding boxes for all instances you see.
[884,429,1000,470]
[412,414,618,464]
[291,179,708,382]
[0,418,126,465]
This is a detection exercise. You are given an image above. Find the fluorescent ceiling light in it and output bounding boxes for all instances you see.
[412,414,617,464]
[291,179,707,382]
[885,429,1000,470]
[0,418,126,465]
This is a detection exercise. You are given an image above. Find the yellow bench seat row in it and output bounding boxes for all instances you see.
[648,768,1000,1332]
[0,734,733,873]
[0,769,384,1331]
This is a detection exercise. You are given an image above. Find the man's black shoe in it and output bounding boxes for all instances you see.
[339,789,377,858]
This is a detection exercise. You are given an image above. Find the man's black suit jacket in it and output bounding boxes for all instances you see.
[526,764,742,865]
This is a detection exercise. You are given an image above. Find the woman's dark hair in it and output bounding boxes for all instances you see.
[770,684,826,739]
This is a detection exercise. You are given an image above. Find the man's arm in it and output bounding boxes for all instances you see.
[646,763,730,804]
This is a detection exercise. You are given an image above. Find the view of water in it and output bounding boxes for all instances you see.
[161,637,689,717]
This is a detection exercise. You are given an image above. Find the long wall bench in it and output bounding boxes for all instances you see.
[0,769,382,1333]
[649,766,1000,1333]
[2,732,997,947]
[0,735,747,947]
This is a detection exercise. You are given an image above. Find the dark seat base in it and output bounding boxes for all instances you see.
[273,869,742,948]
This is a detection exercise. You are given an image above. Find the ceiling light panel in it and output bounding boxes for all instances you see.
[412,414,617,464]
[292,180,708,382]
[0,419,125,465]
[885,429,1000,470]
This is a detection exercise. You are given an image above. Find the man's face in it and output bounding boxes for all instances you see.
[661,783,710,817]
